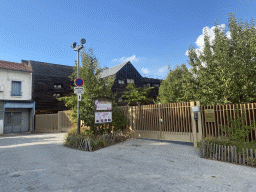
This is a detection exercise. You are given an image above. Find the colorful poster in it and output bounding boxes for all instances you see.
[204,109,215,122]
[95,100,112,111]
[95,112,112,124]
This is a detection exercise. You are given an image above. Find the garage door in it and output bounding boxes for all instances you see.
[4,112,22,133]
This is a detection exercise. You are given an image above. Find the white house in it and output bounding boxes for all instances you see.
[0,60,35,134]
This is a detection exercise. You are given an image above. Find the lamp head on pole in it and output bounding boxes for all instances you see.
[80,38,86,44]
[71,42,77,49]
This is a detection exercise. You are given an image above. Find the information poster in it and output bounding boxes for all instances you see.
[95,112,112,124]
[95,100,112,111]
[204,109,215,122]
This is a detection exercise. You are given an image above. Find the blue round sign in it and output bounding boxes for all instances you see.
[75,78,83,86]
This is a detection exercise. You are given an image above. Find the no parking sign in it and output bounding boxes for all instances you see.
[75,78,83,86]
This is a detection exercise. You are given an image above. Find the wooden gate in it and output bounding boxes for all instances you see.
[117,101,202,147]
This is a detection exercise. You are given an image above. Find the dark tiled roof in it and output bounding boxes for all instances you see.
[100,61,129,78]
[0,60,32,72]
[21,60,74,77]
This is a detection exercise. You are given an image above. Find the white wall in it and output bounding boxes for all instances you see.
[0,69,32,100]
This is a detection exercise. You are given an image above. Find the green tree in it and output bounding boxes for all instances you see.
[187,13,256,105]
[186,13,256,105]
[59,48,127,135]
[156,64,197,104]
[121,82,154,106]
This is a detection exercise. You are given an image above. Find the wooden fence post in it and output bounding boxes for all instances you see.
[129,106,132,131]
[190,101,198,147]
[58,111,62,132]
[158,104,162,140]
[196,101,202,142]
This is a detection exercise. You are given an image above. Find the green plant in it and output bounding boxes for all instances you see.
[221,105,256,144]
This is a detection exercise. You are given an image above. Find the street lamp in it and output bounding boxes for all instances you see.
[71,38,86,135]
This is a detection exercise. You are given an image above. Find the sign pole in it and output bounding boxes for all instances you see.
[71,38,85,135]
[77,50,80,135]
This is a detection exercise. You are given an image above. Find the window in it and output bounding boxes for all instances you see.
[118,97,122,102]
[11,81,21,96]
[53,93,61,98]
[127,79,134,84]
[118,80,124,84]
[54,84,62,89]
[154,84,159,87]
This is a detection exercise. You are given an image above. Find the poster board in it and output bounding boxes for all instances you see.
[204,109,215,122]
[94,98,112,124]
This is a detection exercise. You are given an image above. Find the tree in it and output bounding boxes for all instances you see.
[58,48,127,135]
[121,82,154,106]
[187,13,256,105]
[156,64,197,104]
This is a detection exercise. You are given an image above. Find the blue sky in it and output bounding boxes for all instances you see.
[1,0,256,80]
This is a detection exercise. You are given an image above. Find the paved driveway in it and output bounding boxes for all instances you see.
[0,133,256,192]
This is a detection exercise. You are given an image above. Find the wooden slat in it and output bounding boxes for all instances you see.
[224,145,227,161]
[228,146,230,162]
[223,105,227,138]
[219,145,221,160]
[210,105,214,137]
[180,103,184,133]
[253,104,256,140]
[174,103,178,133]
[184,103,188,134]
[168,103,171,132]
[244,104,249,142]
[183,102,186,133]
[213,105,217,138]
[216,104,220,138]
[248,103,253,142]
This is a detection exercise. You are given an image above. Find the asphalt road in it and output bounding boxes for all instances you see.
[0,133,256,192]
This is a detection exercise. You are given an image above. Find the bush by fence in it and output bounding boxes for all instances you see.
[63,126,131,151]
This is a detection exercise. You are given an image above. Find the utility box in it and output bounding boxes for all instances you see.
[192,106,200,121]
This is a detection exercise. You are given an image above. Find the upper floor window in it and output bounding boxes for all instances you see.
[118,97,122,102]
[154,84,159,87]
[54,84,62,89]
[53,93,61,98]
[127,79,134,84]
[11,81,22,96]
[118,80,125,84]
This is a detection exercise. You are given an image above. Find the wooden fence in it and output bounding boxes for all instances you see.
[116,102,256,147]
[201,142,256,167]
[35,110,73,133]
[201,103,256,142]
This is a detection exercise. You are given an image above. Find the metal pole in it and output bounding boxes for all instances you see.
[77,50,80,135]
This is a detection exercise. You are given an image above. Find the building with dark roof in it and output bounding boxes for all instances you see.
[21,60,74,114]
[100,61,162,106]
[22,60,163,113]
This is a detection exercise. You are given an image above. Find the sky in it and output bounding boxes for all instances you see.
[1,0,256,80]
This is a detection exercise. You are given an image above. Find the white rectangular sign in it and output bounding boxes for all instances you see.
[95,112,112,124]
[74,90,84,94]
[74,87,84,94]
[78,94,82,101]
[95,100,112,111]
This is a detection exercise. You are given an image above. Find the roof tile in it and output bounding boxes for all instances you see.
[0,60,32,72]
